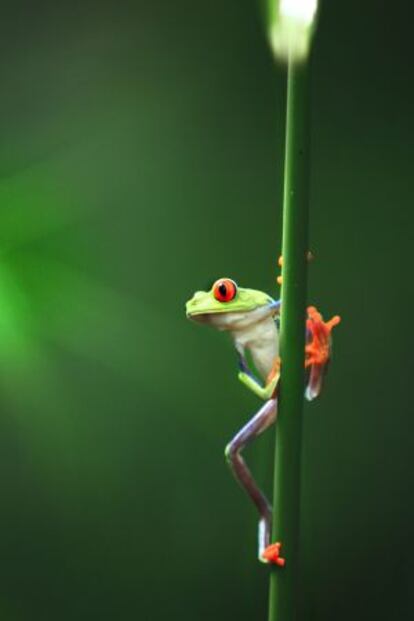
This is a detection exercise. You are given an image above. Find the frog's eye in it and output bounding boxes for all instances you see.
[212,278,238,303]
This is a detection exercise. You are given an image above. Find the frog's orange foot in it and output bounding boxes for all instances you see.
[305,306,341,400]
[305,344,327,367]
[276,256,283,286]
[305,306,341,368]
[276,251,314,287]
[262,542,286,567]
[266,356,281,385]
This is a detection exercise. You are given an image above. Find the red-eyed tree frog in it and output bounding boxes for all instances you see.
[185,273,340,566]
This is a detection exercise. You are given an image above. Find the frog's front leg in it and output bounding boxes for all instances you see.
[237,357,281,401]
[225,398,285,566]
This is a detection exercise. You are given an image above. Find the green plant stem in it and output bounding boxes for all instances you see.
[268,58,311,621]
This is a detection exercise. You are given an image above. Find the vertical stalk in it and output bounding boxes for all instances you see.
[268,58,311,621]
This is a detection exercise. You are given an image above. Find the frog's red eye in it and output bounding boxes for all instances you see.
[213,278,238,302]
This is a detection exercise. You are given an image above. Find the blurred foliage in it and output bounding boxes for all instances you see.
[0,1,412,619]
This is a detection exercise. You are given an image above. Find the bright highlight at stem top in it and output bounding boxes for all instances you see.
[280,0,318,25]
[269,0,319,63]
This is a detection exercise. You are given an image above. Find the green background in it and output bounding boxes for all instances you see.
[0,1,412,619]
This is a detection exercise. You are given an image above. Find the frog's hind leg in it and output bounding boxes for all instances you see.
[225,398,283,565]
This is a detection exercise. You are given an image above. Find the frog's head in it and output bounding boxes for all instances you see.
[186,278,274,330]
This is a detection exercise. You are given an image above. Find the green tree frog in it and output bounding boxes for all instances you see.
[185,275,340,566]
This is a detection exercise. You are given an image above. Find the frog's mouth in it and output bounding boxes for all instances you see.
[186,309,223,323]
[185,299,251,320]
[187,308,259,331]
[185,298,228,321]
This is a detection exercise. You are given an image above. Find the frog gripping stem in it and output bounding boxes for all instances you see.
[225,399,279,562]
[262,542,286,567]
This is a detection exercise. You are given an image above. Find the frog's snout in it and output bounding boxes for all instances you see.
[185,291,204,317]
[192,291,205,301]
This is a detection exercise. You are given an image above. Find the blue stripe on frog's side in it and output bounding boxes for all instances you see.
[268,299,282,313]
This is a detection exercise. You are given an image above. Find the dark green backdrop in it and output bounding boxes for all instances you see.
[0,1,412,619]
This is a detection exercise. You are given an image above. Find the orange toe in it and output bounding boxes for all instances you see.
[262,542,286,567]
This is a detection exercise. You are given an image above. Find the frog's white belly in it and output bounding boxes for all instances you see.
[232,317,279,381]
